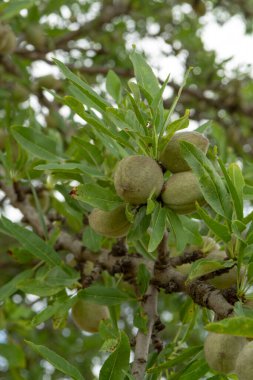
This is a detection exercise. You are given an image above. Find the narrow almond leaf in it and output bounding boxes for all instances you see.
[160,110,190,151]
[0,269,33,302]
[180,141,232,219]
[129,51,160,100]
[218,158,243,220]
[73,183,122,211]
[99,331,130,380]
[31,296,76,327]
[0,0,35,20]
[166,208,188,251]
[243,185,253,200]
[147,346,202,374]
[77,286,133,305]
[205,317,253,338]
[25,341,85,380]
[11,126,62,161]
[187,258,234,281]
[228,163,245,199]
[0,216,61,266]
[148,204,167,252]
[64,96,133,150]
[54,58,109,112]
[196,206,231,242]
[35,162,104,178]
[106,70,122,102]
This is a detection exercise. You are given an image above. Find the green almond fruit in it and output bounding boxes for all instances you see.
[161,171,204,214]
[160,131,209,173]
[12,84,29,103]
[206,250,238,289]
[235,341,253,380]
[25,24,46,50]
[88,205,130,238]
[72,299,109,333]
[0,25,16,54]
[204,333,247,374]
[114,155,164,205]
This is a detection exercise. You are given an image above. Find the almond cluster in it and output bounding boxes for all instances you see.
[89,131,209,238]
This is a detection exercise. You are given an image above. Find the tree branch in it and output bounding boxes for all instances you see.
[131,284,158,380]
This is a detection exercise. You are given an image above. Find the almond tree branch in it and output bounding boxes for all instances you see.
[0,178,236,320]
[131,284,158,380]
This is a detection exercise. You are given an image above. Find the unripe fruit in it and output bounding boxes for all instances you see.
[0,24,16,54]
[159,131,209,173]
[235,341,253,380]
[114,155,164,204]
[204,333,247,374]
[88,205,130,238]
[193,0,206,16]
[71,299,109,333]
[12,83,29,103]
[161,171,204,214]
[177,249,238,289]
[25,25,46,51]
[206,250,237,289]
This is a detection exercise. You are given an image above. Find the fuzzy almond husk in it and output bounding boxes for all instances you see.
[88,205,130,238]
[160,131,209,173]
[235,341,253,380]
[161,171,204,214]
[72,299,109,333]
[114,155,164,205]
[0,24,16,54]
[204,333,247,374]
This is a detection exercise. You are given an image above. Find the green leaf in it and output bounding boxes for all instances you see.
[148,204,167,252]
[11,126,62,161]
[179,216,203,246]
[0,0,35,20]
[134,306,148,333]
[82,226,103,252]
[166,208,188,251]
[99,331,130,380]
[0,343,26,368]
[64,96,133,150]
[147,346,202,374]
[129,51,160,100]
[73,183,122,211]
[160,110,190,151]
[0,216,61,266]
[127,206,151,241]
[54,59,109,112]
[77,286,133,306]
[218,159,243,220]
[180,141,232,218]
[187,258,234,281]
[31,296,76,327]
[205,317,253,338]
[196,206,231,242]
[106,70,122,102]
[137,264,151,295]
[17,279,63,297]
[244,185,253,200]
[228,163,245,198]
[0,269,33,302]
[35,162,104,178]
[161,67,192,139]
[25,341,85,380]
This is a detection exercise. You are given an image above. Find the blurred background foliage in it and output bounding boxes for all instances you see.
[0,0,253,379]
